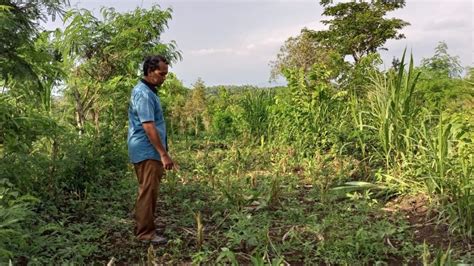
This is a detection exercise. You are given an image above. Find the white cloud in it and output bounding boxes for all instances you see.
[190,48,235,55]
[424,18,471,32]
[249,20,324,47]
[189,20,324,58]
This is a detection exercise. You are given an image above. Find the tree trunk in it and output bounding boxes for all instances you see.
[194,117,198,136]
[73,88,85,135]
[92,108,100,134]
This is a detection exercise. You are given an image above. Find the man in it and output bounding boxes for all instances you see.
[127,55,176,244]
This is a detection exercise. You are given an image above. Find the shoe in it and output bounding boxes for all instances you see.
[156,227,165,234]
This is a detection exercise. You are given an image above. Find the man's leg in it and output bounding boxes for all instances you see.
[133,159,164,240]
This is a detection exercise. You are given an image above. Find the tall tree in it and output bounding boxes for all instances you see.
[184,78,208,135]
[160,73,189,135]
[421,41,463,78]
[0,0,66,154]
[59,5,181,134]
[269,30,342,81]
[310,0,409,63]
[417,41,468,109]
[0,0,66,82]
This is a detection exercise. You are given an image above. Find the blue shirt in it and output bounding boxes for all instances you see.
[127,80,167,163]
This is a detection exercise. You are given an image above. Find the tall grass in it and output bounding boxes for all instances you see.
[239,89,274,142]
[365,51,473,237]
[417,113,473,236]
[367,50,421,168]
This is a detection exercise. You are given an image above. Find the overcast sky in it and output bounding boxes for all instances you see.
[44,0,473,87]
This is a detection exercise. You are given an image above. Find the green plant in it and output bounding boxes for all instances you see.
[216,248,239,265]
[0,179,38,262]
[367,50,421,168]
[417,112,473,237]
[225,213,269,253]
[239,89,274,142]
[422,242,455,266]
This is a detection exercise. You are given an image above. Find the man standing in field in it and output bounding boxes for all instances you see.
[127,55,177,244]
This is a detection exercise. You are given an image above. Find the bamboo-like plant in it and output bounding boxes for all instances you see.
[367,49,421,167]
[417,113,473,237]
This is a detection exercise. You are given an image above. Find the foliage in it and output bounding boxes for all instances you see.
[182,78,208,135]
[159,72,189,135]
[311,0,409,63]
[238,89,274,142]
[366,50,421,167]
[0,94,58,155]
[59,5,181,134]
[270,63,350,153]
[421,41,463,78]
[417,42,471,112]
[1,0,472,264]
[416,113,473,236]
[269,30,343,81]
[0,179,38,262]
[0,0,66,82]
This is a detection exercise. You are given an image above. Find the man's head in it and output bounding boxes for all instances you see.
[143,55,169,86]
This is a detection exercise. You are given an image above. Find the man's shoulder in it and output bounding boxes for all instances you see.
[132,82,158,106]
[132,82,152,96]
[133,81,148,91]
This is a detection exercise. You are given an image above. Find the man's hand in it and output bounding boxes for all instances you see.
[160,152,177,170]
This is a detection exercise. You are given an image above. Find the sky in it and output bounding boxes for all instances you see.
[44,0,473,87]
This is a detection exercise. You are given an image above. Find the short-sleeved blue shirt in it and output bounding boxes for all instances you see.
[127,80,167,164]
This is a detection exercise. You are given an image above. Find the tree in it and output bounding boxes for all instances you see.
[0,0,66,82]
[160,73,189,135]
[183,78,208,135]
[417,42,468,109]
[0,0,66,156]
[421,41,463,78]
[310,0,409,63]
[269,30,341,81]
[58,5,181,134]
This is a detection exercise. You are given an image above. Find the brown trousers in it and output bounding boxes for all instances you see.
[133,159,164,240]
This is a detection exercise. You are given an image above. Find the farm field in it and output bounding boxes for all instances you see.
[1,0,472,264]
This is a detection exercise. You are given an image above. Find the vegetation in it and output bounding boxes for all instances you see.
[1,0,472,264]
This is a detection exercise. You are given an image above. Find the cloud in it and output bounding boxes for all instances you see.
[190,48,234,55]
[250,20,324,46]
[423,18,471,32]
[189,20,324,59]
[190,47,254,56]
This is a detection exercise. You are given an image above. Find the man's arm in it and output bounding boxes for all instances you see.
[142,121,175,170]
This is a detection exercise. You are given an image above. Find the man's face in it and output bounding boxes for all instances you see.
[148,61,169,86]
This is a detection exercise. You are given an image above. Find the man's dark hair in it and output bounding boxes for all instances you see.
[143,55,169,76]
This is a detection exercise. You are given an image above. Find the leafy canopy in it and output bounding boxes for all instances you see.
[310,0,409,63]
